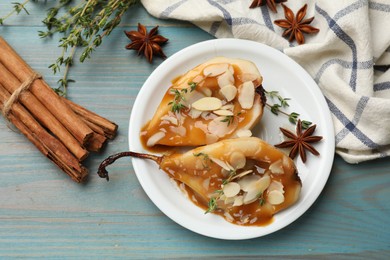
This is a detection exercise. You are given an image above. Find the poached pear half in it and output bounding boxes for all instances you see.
[98,137,301,226]
[141,57,266,147]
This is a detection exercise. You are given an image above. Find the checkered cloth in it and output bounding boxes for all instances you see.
[141,0,390,163]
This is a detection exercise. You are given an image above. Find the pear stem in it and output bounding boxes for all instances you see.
[97,151,162,181]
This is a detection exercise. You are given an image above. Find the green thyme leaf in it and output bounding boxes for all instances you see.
[188,82,197,91]
[220,115,234,126]
[301,120,312,129]
[205,197,217,214]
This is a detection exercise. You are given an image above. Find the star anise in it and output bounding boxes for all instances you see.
[250,0,287,13]
[124,23,168,63]
[275,120,323,163]
[274,4,319,45]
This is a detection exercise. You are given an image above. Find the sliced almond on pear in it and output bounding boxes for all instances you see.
[203,63,229,77]
[231,169,253,181]
[220,84,237,102]
[217,70,235,88]
[223,182,241,197]
[192,97,222,111]
[229,151,246,169]
[236,129,252,138]
[268,181,284,194]
[146,131,165,147]
[200,87,212,97]
[188,108,203,119]
[213,109,234,116]
[220,104,234,111]
[208,116,238,137]
[269,159,284,175]
[238,73,259,82]
[238,81,255,109]
[233,195,244,207]
[205,133,218,144]
[210,157,233,171]
[160,115,178,125]
[182,90,205,107]
[238,175,261,192]
[268,190,285,205]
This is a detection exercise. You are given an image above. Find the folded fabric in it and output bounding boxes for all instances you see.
[141,0,390,163]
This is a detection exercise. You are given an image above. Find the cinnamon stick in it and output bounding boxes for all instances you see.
[0,84,87,183]
[86,132,107,152]
[0,63,89,161]
[62,97,118,139]
[0,36,93,145]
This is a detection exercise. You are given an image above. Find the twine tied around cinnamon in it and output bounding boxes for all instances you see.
[1,72,42,118]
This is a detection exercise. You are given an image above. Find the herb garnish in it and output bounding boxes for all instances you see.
[264,90,312,129]
[1,0,139,96]
[168,81,199,113]
[193,152,210,169]
[220,115,234,126]
[205,168,237,214]
[168,88,187,113]
[205,196,218,214]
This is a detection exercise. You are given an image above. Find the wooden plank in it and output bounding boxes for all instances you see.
[0,1,389,258]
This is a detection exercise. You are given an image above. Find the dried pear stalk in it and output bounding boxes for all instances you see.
[98,137,301,226]
[141,57,266,148]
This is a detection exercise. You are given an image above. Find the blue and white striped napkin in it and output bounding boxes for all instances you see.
[141,0,390,163]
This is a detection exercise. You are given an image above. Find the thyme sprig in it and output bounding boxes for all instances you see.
[168,80,199,113]
[264,90,312,129]
[0,0,34,25]
[205,168,237,214]
[1,0,139,96]
[220,115,234,126]
[193,152,211,169]
[168,88,187,113]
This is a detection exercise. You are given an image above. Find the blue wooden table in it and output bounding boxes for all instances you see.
[0,1,389,258]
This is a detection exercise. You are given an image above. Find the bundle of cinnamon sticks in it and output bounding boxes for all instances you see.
[0,37,117,183]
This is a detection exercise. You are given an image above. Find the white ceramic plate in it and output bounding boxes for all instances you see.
[129,39,334,240]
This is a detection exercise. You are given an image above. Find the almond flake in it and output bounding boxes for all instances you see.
[146,131,165,147]
[213,109,234,116]
[269,159,284,175]
[208,116,237,137]
[192,97,222,111]
[245,175,270,196]
[224,196,235,205]
[268,190,285,205]
[188,108,202,119]
[210,157,233,171]
[231,169,253,181]
[220,104,235,111]
[243,190,259,205]
[203,63,229,77]
[217,70,235,88]
[205,133,218,144]
[220,85,237,102]
[268,181,284,194]
[238,73,258,82]
[238,81,255,109]
[183,90,205,107]
[233,195,244,207]
[238,175,261,192]
[236,129,252,138]
[229,151,246,169]
[200,87,212,97]
[223,182,240,197]
[161,115,178,125]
